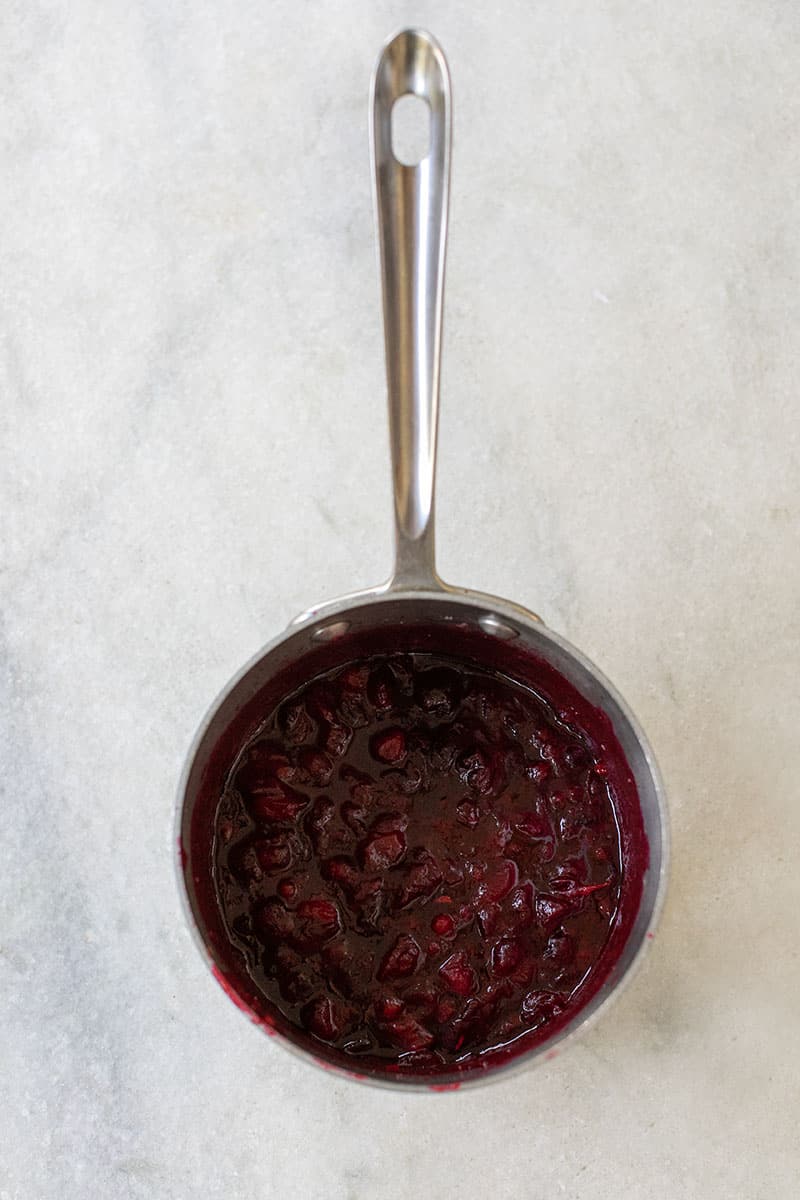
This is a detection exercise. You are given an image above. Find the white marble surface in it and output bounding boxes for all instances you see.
[2,2,799,1197]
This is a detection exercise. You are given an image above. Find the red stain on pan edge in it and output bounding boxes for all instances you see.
[211,964,276,1035]
[312,1056,367,1081]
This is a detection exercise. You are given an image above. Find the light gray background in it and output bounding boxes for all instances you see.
[2,2,798,1198]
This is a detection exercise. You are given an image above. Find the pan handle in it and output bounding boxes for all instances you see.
[371,29,451,591]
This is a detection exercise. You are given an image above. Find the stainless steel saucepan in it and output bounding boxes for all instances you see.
[176,28,668,1090]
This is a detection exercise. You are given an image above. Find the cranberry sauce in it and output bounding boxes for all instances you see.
[207,647,645,1076]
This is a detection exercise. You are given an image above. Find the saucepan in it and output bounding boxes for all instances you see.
[176,28,668,1090]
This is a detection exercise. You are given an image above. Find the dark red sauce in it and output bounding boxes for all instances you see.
[193,629,648,1080]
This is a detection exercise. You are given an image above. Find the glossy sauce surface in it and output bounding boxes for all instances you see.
[211,652,630,1073]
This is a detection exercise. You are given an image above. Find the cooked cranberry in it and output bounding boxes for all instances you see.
[398,852,443,907]
[253,897,294,944]
[341,664,370,692]
[403,985,438,1021]
[301,996,346,1042]
[342,801,368,835]
[294,897,341,949]
[383,1014,435,1052]
[442,993,499,1053]
[279,963,317,1004]
[514,811,551,841]
[508,882,535,929]
[232,834,294,882]
[443,859,465,885]
[242,775,308,824]
[478,859,517,904]
[377,934,421,981]
[321,941,368,1000]
[455,800,481,828]
[306,796,338,855]
[526,760,551,784]
[371,728,407,764]
[279,702,316,746]
[520,990,565,1028]
[383,762,423,795]
[477,903,502,938]
[375,996,405,1020]
[491,937,525,977]
[544,932,576,965]
[535,894,573,933]
[299,748,334,786]
[416,667,461,717]
[360,830,406,872]
[323,855,359,891]
[367,667,396,713]
[372,812,409,834]
[350,878,385,932]
[324,722,353,758]
[439,951,477,996]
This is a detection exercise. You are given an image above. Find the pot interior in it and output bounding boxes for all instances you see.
[178,592,666,1087]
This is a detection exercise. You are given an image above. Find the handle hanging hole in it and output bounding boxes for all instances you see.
[391,93,431,165]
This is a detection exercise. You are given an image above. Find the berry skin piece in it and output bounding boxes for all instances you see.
[439,951,478,997]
